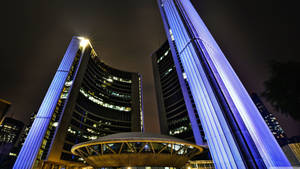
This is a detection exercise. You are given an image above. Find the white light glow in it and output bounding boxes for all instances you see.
[9,153,17,156]
[79,38,89,48]
[52,122,58,127]
[182,72,187,79]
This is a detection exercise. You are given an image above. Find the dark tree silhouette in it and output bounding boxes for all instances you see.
[262,61,300,120]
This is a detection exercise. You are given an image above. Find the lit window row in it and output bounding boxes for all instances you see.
[169,126,188,135]
[67,127,76,134]
[157,49,170,63]
[80,88,131,112]
[0,125,18,130]
[110,91,131,99]
[87,128,98,134]
[104,77,113,83]
[93,121,112,128]
[82,134,97,140]
[163,68,173,77]
[109,76,132,83]
[94,82,131,99]
[68,127,99,141]
[9,153,17,157]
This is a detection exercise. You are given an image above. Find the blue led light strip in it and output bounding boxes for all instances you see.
[13,37,80,169]
[158,0,291,168]
[160,1,244,168]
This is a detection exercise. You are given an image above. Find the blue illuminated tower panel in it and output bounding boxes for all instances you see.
[157,0,291,168]
[13,37,143,169]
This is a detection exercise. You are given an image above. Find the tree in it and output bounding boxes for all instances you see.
[262,61,300,120]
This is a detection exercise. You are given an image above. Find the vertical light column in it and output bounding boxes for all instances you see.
[158,0,291,168]
[13,37,80,169]
[159,1,245,168]
[178,0,291,167]
[138,75,144,132]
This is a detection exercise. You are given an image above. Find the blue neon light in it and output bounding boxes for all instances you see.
[13,37,80,169]
[158,0,291,168]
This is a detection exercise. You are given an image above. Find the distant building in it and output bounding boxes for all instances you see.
[0,98,11,124]
[0,117,24,168]
[251,93,288,145]
[3,112,37,169]
[14,37,143,169]
[0,117,24,146]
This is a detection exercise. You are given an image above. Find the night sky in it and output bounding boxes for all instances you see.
[0,0,299,136]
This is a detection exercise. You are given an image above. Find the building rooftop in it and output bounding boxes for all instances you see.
[74,132,201,147]
[71,132,207,168]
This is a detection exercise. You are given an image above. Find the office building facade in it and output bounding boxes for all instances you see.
[14,37,143,169]
[152,41,205,144]
[157,0,290,168]
[251,93,288,145]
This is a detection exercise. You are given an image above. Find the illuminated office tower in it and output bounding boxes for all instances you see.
[152,41,206,144]
[157,0,290,168]
[14,37,143,169]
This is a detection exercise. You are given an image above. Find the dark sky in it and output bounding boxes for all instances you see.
[0,0,299,136]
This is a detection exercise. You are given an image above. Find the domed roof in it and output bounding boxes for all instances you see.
[71,132,207,168]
